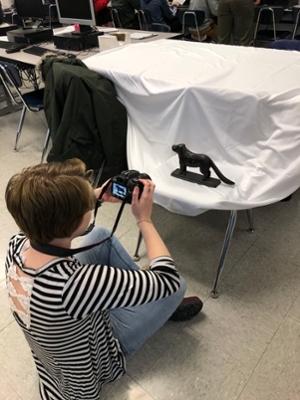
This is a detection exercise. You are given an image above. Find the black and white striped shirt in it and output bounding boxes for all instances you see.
[5,233,180,400]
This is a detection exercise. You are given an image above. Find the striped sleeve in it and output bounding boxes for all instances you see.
[62,256,180,319]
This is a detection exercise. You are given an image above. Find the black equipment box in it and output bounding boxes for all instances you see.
[53,31,104,51]
[7,28,53,44]
[0,24,18,36]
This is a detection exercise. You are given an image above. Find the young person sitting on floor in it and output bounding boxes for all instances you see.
[5,158,203,400]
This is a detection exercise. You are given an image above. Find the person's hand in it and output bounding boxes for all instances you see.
[171,1,180,6]
[131,179,155,222]
[94,180,121,203]
[254,0,261,5]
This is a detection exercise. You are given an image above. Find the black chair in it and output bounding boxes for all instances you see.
[149,23,171,32]
[253,6,291,45]
[0,61,50,163]
[178,10,205,41]
[137,9,152,30]
[292,5,300,40]
[109,7,123,28]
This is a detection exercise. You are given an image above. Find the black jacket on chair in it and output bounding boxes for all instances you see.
[39,56,128,184]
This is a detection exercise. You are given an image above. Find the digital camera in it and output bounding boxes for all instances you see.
[111,170,151,204]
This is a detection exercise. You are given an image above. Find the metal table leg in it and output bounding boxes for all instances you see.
[133,231,143,261]
[246,209,254,233]
[211,210,237,298]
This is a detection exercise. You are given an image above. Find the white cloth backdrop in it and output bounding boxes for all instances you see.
[85,40,300,216]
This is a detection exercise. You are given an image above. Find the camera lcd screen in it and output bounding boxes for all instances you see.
[112,183,127,199]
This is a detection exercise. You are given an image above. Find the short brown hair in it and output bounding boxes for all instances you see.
[5,158,95,245]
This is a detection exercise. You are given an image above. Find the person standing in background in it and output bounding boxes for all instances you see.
[218,0,261,46]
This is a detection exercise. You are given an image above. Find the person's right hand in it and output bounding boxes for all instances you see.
[131,179,155,222]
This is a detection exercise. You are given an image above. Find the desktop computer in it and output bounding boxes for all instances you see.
[53,31,103,51]
[7,28,53,44]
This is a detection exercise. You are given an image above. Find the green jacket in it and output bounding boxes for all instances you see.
[40,56,128,183]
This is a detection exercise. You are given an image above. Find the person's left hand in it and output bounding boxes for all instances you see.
[170,1,180,6]
[94,180,121,203]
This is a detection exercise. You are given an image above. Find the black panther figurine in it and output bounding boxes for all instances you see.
[172,143,235,185]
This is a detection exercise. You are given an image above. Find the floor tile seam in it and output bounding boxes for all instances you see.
[217,241,257,284]
[235,369,292,400]
[284,284,300,321]
[287,312,300,325]
[235,367,256,400]
[187,298,278,347]
[245,313,291,395]
[0,319,14,334]
[186,321,261,366]
[186,327,260,386]
[249,239,300,266]
[200,287,290,333]
[0,373,22,400]
[124,376,158,400]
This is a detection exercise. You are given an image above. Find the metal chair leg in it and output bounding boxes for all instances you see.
[133,230,143,261]
[40,128,51,164]
[14,106,26,151]
[246,209,254,233]
[211,210,237,299]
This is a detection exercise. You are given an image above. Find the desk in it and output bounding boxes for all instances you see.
[85,40,300,295]
[0,28,180,66]
[85,40,300,216]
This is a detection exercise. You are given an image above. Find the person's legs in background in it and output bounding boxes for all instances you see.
[231,0,254,46]
[218,0,234,44]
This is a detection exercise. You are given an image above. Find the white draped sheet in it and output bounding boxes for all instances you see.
[85,40,300,216]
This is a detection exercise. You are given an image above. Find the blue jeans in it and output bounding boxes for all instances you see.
[76,227,186,358]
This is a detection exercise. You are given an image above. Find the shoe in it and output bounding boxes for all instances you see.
[169,296,203,322]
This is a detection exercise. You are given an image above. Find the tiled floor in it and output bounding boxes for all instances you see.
[1,100,300,400]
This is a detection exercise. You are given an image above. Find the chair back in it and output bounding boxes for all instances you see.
[292,5,300,23]
[0,61,23,106]
[178,10,205,34]
[253,6,291,42]
[149,23,170,32]
[254,5,284,24]
[137,9,152,30]
[110,7,123,28]
[292,5,300,39]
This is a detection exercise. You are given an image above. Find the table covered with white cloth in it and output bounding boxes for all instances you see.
[84,40,300,216]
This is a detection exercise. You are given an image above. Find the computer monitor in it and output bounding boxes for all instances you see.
[55,0,96,35]
[14,0,44,28]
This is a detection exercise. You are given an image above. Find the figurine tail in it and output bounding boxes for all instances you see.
[210,160,235,185]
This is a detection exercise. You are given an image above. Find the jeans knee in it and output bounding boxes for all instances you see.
[175,276,187,300]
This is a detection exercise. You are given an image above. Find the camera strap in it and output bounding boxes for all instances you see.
[30,179,127,257]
